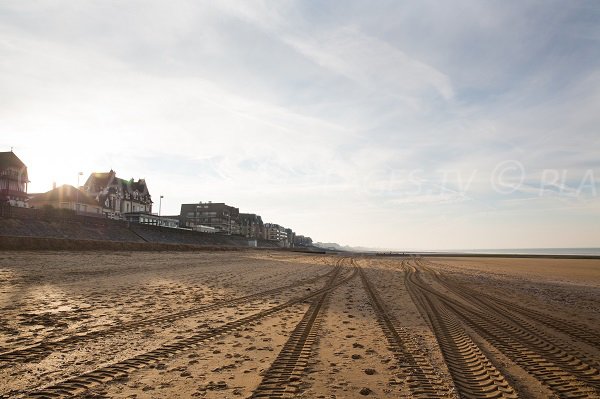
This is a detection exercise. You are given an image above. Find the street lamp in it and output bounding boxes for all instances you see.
[76,172,83,214]
[158,195,164,226]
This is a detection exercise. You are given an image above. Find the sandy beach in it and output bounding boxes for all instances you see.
[0,251,598,398]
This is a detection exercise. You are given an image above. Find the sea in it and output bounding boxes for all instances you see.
[452,248,600,256]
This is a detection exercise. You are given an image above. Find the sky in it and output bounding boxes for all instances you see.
[1,1,599,250]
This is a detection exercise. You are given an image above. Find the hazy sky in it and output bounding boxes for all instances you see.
[1,1,599,249]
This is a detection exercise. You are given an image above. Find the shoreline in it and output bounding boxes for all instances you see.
[370,252,600,260]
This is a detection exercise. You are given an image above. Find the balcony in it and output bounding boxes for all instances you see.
[0,170,28,181]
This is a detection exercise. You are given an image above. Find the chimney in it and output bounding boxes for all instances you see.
[52,181,56,189]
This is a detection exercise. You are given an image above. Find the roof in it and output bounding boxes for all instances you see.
[239,213,264,224]
[119,177,148,194]
[0,151,28,180]
[265,223,284,228]
[182,202,237,210]
[0,151,26,169]
[84,170,150,198]
[29,184,99,206]
[83,170,115,192]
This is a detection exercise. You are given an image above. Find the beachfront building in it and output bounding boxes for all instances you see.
[83,170,152,219]
[239,213,264,239]
[294,235,313,247]
[29,184,103,214]
[180,202,240,235]
[285,228,295,248]
[0,151,29,207]
[123,212,179,228]
[264,223,288,243]
[191,224,217,234]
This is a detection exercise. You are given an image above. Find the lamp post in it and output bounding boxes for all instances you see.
[76,172,83,214]
[158,195,164,226]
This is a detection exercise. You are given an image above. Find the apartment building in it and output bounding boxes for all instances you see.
[294,235,313,247]
[180,202,240,235]
[264,223,287,242]
[239,213,264,239]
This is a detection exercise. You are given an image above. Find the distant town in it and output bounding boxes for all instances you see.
[0,150,313,248]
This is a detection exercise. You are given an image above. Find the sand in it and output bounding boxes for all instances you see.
[0,251,598,398]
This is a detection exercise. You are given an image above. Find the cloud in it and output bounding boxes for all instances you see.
[0,1,598,248]
[281,26,454,101]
